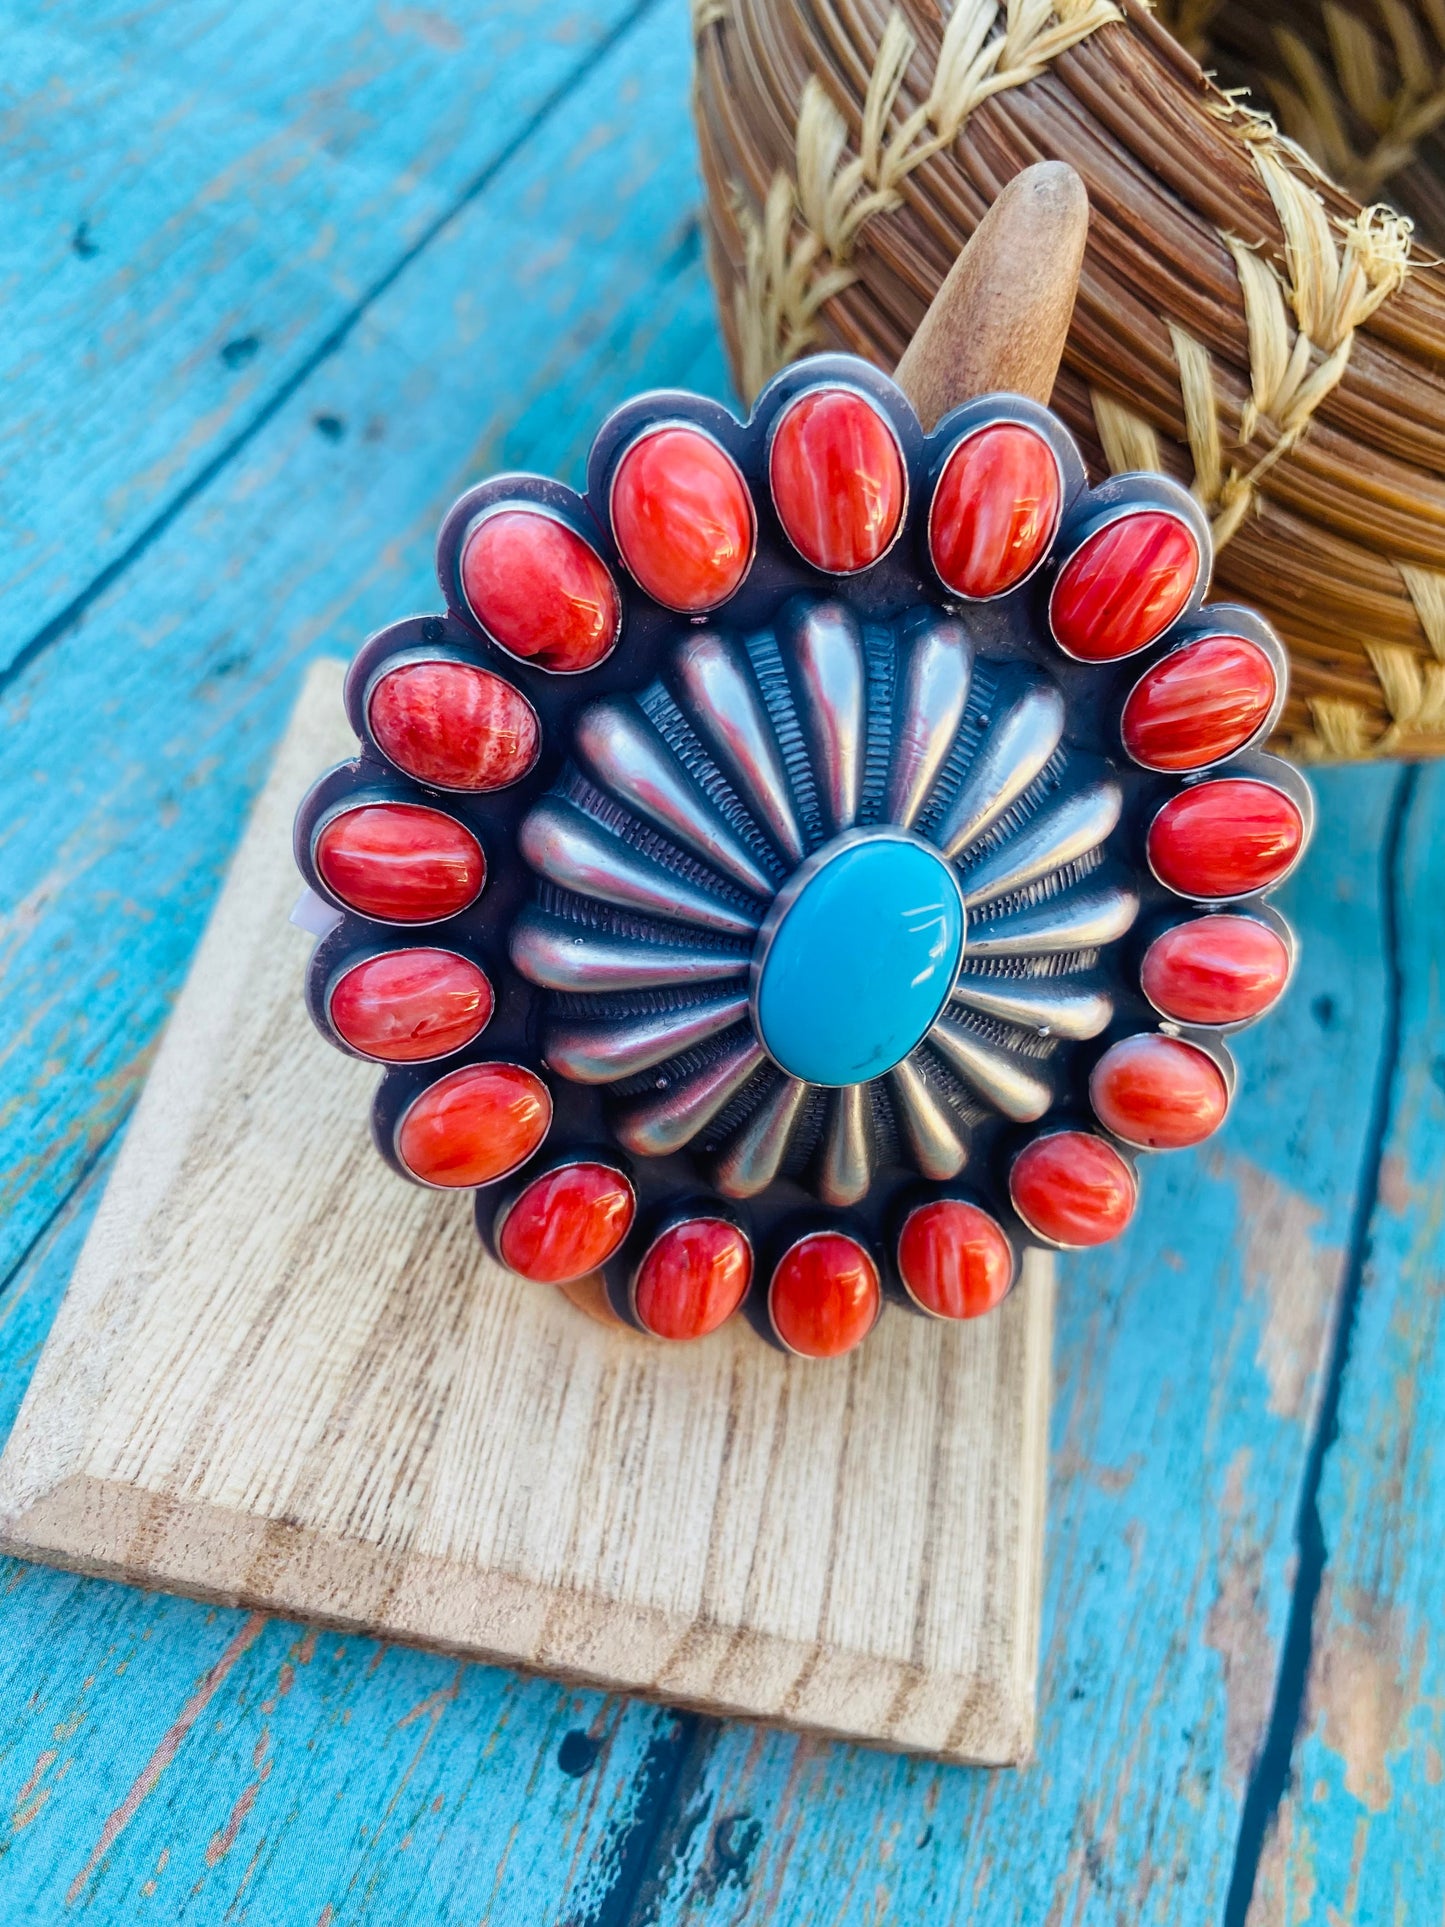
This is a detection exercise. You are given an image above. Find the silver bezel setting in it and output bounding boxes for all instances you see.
[1144,757,1316,903]
[747,826,967,1085]
[606,418,758,615]
[323,943,494,1065]
[458,499,623,676]
[765,381,911,577]
[926,417,1064,602]
[1047,497,1209,665]
[310,797,486,928]
[766,1228,883,1358]
[393,1061,554,1192]
[361,648,542,795]
[1006,1128,1141,1251]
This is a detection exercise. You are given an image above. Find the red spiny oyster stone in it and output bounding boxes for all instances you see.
[1121,635,1277,771]
[315,803,485,922]
[929,423,1061,599]
[633,1217,753,1340]
[768,1231,880,1358]
[460,508,620,672]
[1009,1131,1137,1247]
[768,387,905,573]
[1089,1034,1229,1150]
[1141,915,1291,1025]
[497,1162,635,1283]
[1050,511,1199,661]
[609,426,754,612]
[897,1200,1015,1320]
[368,659,540,791]
[397,1062,551,1188]
[1148,779,1304,899]
[329,948,493,1062]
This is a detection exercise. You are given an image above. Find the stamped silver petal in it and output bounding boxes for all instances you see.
[934,673,1065,859]
[509,909,750,992]
[965,880,1139,958]
[614,1034,767,1157]
[715,1074,809,1198]
[783,600,866,834]
[948,973,1114,1040]
[574,699,774,898]
[519,797,760,938]
[956,780,1122,910]
[818,1082,873,1206]
[672,632,806,864]
[889,1054,969,1179]
[886,618,973,829]
[927,1016,1053,1121]
[545,992,750,1084]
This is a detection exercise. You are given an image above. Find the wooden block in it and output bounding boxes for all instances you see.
[0,661,1052,1766]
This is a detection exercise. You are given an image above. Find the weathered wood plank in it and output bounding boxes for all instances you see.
[0,1151,699,1923]
[596,769,1403,1923]
[1246,764,1445,1926]
[0,10,739,1915]
[0,0,643,669]
[0,0,724,1281]
[0,658,1050,1766]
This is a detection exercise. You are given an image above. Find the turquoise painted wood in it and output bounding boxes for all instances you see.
[1245,765,1445,1926]
[0,0,1437,1917]
[0,0,723,1280]
[0,1153,697,1920]
[613,767,1407,1926]
[0,0,642,670]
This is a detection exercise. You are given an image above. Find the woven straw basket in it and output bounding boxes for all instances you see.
[691,0,1445,758]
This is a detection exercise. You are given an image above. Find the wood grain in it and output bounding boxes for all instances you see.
[1247,764,1445,1926]
[0,0,1433,1909]
[0,0,641,669]
[893,161,1088,424]
[572,766,1406,1923]
[0,660,1051,1767]
[0,0,723,1289]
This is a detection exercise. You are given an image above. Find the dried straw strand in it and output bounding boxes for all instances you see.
[730,0,1122,398]
[693,0,1445,758]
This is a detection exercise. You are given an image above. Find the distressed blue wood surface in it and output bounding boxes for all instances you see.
[0,0,641,671]
[597,769,1406,1925]
[0,0,719,1281]
[0,0,1436,1917]
[1244,765,1445,1926]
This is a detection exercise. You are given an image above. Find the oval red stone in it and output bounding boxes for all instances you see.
[1050,511,1199,661]
[929,423,1061,599]
[497,1162,635,1283]
[1141,915,1292,1026]
[1122,634,1277,771]
[768,1231,880,1358]
[634,1217,753,1340]
[329,948,493,1062]
[396,1062,551,1188]
[1009,1131,1137,1248]
[460,507,620,672]
[897,1200,1015,1320]
[315,803,485,923]
[1148,780,1304,899]
[368,659,540,792]
[769,387,905,573]
[1090,1034,1230,1150]
[610,425,754,612]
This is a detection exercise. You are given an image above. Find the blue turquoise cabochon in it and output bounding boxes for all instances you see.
[754,833,964,1088]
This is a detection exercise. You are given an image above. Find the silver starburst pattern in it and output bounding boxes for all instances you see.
[511,596,1132,1206]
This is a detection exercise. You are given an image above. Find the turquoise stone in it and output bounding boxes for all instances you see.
[754,833,964,1086]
